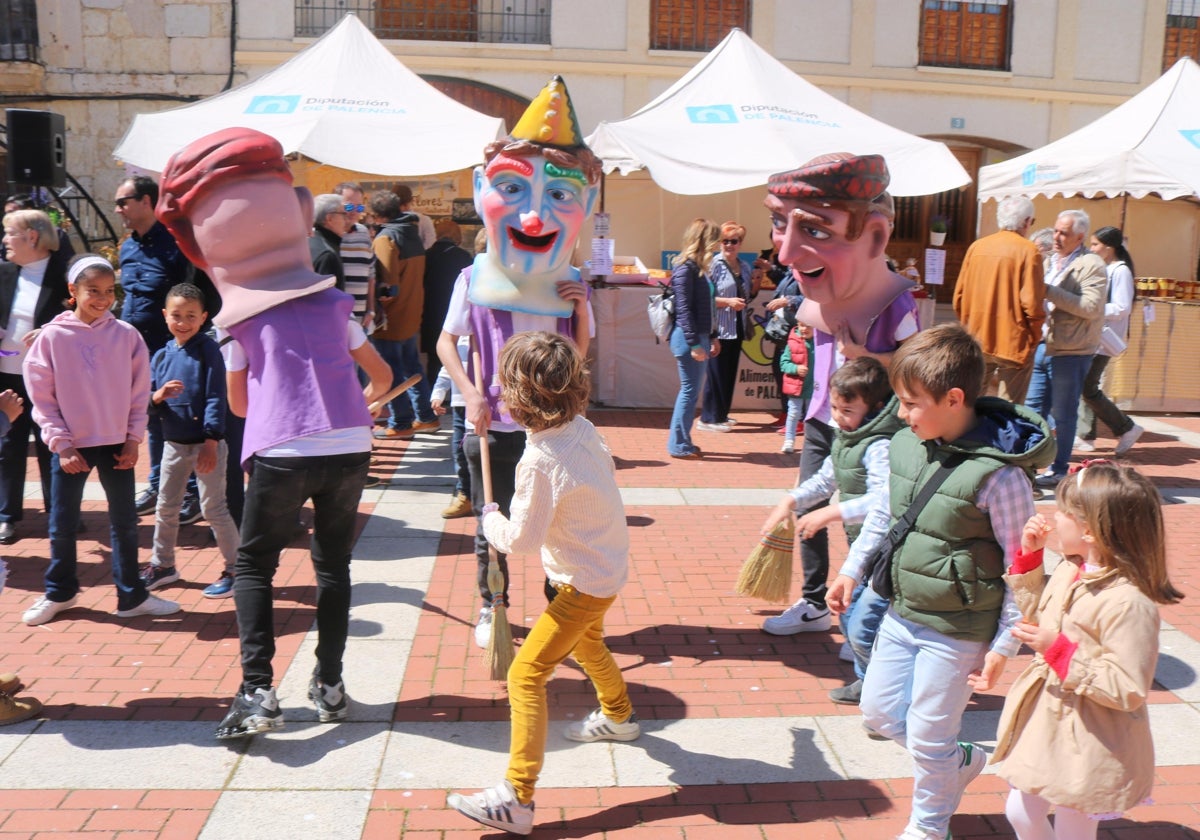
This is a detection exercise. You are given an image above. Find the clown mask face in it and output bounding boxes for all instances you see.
[474,151,596,285]
[766,193,884,307]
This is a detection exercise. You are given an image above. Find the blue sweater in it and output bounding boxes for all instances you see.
[150,333,227,444]
[119,222,191,351]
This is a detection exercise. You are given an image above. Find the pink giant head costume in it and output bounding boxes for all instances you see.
[469,75,601,318]
[764,152,913,339]
[156,127,334,327]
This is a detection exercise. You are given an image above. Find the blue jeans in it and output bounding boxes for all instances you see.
[44,444,147,611]
[451,406,470,497]
[667,324,707,456]
[860,610,987,838]
[1043,353,1092,474]
[1023,342,1051,421]
[843,582,889,680]
[234,451,370,691]
[783,396,806,443]
[371,336,434,430]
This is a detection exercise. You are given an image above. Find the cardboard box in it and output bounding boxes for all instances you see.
[607,255,649,284]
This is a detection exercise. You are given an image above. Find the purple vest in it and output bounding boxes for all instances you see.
[228,287,371,465]
[467,305,575,426]
[808,291,919,422]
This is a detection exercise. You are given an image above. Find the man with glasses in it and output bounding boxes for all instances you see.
[308,194,348,293]
[334,182,376,329]
[114,176,201,523]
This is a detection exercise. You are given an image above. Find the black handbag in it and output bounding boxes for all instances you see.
[866,454,965,599]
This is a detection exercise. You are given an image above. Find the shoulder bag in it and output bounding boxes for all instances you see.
[647,281,675,343]
[866,454,965,600]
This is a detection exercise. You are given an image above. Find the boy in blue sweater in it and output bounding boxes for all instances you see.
[140,283,240,598]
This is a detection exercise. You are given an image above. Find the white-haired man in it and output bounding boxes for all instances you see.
[308,194,348,293]
[952,196,1045,403]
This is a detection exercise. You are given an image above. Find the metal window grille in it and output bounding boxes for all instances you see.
[650,0,750,51]
[295,1,550,44]
[1,0,40,63]
[1165,0,1200,70]
[918,0,1011,71]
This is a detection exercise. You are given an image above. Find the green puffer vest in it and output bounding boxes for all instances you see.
[830,396,906,545]
[885,398,1054,642]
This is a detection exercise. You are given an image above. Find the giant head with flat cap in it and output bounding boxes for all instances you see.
[765,152,914,341]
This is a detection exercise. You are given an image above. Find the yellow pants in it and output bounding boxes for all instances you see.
[506,584,632,804]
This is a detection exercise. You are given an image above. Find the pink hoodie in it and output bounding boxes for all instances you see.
[23,310,150,454]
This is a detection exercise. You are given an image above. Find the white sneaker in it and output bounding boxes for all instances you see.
[563,707,641,742]
[473,605,494,649]
[448,780,534,836]
[956,739,987,791]
[115,594,181,619]
[1073,436,1096,453]
[762,598,831,634]
[1115,423,1144,456]
[780,440,794,454]
[696,421,731,433]
[896,826,948,840]
[23,594,78,626]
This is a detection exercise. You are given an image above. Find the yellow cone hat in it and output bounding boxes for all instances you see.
[510,75,585,148]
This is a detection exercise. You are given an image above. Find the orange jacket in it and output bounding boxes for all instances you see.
[953,230,1045,366]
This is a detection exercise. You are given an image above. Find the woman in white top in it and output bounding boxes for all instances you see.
[0,210,69,544]
[1077,225,1142,456]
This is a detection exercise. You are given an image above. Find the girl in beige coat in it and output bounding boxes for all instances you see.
[995,461,1183,839]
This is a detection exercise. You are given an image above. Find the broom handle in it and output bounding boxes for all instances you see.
[367,373,422,414]
[472,349,495,506]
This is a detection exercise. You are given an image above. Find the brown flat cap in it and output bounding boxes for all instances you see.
[768,153,890,202]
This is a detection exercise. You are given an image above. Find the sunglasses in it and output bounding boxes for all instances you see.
[114,196,139,208]
[722,239,742,246]
[344,203,366,213]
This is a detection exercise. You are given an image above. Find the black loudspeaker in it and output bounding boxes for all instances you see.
[5,109,67,189]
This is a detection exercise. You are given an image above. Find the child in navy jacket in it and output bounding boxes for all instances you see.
[141,283,240,599]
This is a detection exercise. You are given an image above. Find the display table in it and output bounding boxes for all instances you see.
[590,285,780,410]
[1107,299,1200,412]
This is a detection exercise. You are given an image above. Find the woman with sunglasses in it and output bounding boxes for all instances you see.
[697,221,760,432]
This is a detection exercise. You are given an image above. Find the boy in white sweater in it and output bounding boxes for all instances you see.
[448,331,638,836]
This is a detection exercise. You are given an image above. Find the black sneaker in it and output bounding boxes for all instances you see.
[308,676,348,722]
[179,494,203,526]
[135,488,158,516]
[215,687,284,739]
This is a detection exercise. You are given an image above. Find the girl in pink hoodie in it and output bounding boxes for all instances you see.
[20,255,180,626]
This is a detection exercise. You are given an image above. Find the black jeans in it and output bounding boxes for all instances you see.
[797,418,834,608]
[233,451,369,692]
[701,338,743,424]
[0,371,52,522]
[1079,354,1134,438]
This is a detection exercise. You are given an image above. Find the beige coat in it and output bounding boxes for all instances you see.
[992,560,1159,815]
[1044,252,1108,356]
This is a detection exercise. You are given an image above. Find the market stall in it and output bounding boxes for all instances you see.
[1108,297,1200,413]
[113,14,504,176]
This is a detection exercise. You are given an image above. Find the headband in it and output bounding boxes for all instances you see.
[67,255,115,286]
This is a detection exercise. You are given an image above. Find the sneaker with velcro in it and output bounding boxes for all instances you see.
[447,780,534,836]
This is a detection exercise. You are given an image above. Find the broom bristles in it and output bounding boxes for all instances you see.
[735,519,795,603]
[484,554,515,679]
[486,601,515,680]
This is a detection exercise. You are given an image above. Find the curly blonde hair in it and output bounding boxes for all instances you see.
[498,331,590,432]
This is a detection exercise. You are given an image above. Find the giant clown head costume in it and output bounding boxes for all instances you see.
[469,76,601,318]
[764,152,913,341]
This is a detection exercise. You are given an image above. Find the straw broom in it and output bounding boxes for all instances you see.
[735,518,795,603]
[473,351,515,680]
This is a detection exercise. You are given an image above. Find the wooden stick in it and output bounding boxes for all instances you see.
[367,373,422,414]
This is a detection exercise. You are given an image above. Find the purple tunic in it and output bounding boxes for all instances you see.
[228,287,371,465]
[807,291,919,423]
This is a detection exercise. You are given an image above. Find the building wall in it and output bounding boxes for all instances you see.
[0,0,1179,248]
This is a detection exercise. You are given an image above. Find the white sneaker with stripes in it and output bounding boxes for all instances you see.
[447,780,534,835]
[562,707,641,742]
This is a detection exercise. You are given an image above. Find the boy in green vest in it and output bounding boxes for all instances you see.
[761,357,904,704]
[851,324,1053,840]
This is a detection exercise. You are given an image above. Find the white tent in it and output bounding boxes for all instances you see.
[979,58,1200,202]
[586,29,970,197]
[113,14,505,175]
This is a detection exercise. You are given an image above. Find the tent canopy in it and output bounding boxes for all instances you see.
[113,14,505,176]
[979,58,1200,202]
[586,29,970,197]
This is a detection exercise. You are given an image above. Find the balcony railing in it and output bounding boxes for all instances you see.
[296,1,550,44]
[1,0,40,63]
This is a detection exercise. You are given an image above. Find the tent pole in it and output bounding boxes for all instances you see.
[600,171,606,212]
[1119,193,1129,230]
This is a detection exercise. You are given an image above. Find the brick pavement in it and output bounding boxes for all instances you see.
[1,411,1199,838]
